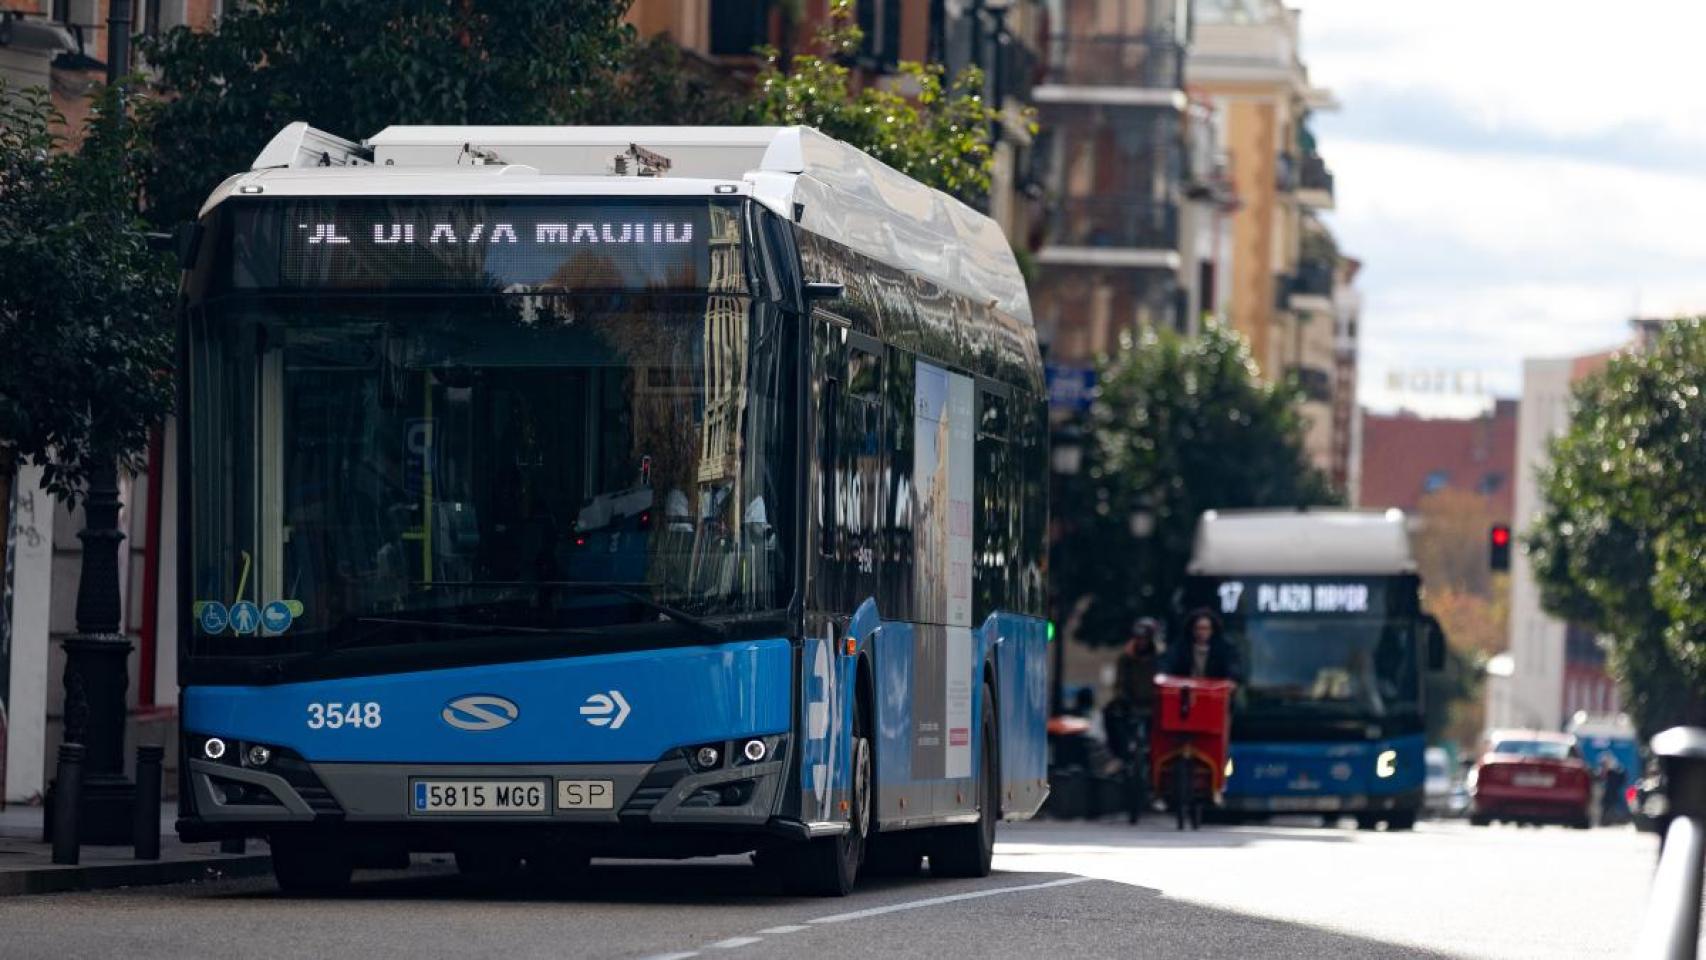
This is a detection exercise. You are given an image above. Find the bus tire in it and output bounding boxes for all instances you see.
[930,692,997,879]
[271,837,353,895]
[789,697,872,897]
[1387,810,1418,831]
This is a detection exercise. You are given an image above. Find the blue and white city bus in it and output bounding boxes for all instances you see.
[175,124,1051,895]
[1181,509,1445,829]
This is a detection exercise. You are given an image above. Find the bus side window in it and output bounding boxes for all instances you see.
[975,385,1010,619]
[844,341,883,581]
[814,321,844,563]
[819,376,840,560]
[757,210,801,309]
[883,348,916,619]
[1017,396,1048,617]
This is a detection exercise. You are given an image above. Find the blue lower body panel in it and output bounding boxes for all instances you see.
[1223,733,1427,814]
[178,640,797,841]
[844,606,1048,828]
[183,639,792,764]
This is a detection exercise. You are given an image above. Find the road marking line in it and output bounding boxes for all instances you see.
[757,925,810,934]
[705,937,763,949]
[807,876,1091,925]
[638,954,700,960]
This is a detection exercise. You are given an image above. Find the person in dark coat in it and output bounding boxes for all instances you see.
[1164,608,1243,682]
[1104,618,1163,762]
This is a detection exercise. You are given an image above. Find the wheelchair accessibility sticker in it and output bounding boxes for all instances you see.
[196,601,229,635]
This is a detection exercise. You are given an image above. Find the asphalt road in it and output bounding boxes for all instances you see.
[0,817,1657,960]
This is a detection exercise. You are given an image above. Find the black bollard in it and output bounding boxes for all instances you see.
[51,743,86,866]
[1636,727,1706,959]
[133,745,164,861]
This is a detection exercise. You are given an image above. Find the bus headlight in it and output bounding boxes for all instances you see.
[1224,758,1234,778]
[203,737,227,761]
[1376,749,1397,779]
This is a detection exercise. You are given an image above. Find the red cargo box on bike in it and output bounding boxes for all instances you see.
[1154,676,1235,737]
[1151,675,1235,830]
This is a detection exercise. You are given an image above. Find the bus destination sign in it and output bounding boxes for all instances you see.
[1214,579,1387,617]
[232,199,721,293]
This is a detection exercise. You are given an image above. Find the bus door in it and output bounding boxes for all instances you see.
[801,318,885,823]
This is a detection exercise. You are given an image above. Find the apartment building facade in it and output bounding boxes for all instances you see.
[1029,0,1201,366]
[1488,351,1618,735]
[1185,0,1356,488]
[629,0,1046,252]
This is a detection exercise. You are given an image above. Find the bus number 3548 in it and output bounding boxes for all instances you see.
[306,702,383,729]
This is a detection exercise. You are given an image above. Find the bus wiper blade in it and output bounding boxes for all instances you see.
[418,580,729,642]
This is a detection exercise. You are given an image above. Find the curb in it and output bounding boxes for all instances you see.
[0,853,272,897]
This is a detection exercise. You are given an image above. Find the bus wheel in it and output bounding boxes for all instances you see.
[271,837,353,895]
[930,693,997,878]
[789,701,872,896]
[1387,810,1418,831]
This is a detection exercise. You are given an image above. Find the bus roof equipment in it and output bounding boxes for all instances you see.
[1188,508,1417,577]
[223,122,1032,327]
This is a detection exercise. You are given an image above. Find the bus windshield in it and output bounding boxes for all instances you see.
[185,289,793,661]
[1241,618,1420,717]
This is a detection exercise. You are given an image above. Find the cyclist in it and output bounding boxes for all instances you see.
[1165,608,1242,682]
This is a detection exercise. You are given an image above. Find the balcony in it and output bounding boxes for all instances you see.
[1039,197,1179,269]
[1034,34,1187,108]
[1286,364,1334,403]
[1297,151,1334,208]
[1284,258,1335,312]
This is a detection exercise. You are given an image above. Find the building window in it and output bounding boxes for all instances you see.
[1477,472,1505,495]
[709,0,769,57]
[857,0,901,70]
[1422,469,1450,494]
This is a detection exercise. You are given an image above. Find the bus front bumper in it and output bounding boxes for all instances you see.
[1221,788,1423,815]
[177,736,796,844]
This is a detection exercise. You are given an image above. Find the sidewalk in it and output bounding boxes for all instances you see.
[0,802,272,896]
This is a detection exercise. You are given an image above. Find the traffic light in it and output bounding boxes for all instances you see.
[1490,524,1512,571]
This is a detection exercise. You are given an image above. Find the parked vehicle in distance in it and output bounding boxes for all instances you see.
[1424,747,1453,818]
[1630,769,1669,834]
[1468,730,1594,829]
[1448,781,1471,818]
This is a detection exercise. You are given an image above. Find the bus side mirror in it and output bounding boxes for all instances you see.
[1423,614,1446,671]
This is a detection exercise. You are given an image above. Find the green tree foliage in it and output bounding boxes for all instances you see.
[1052,323,1338,648]
[1528,318,1706,737]
[0,81,175,507]
[752,0,1005,205]
[139,0,636,225]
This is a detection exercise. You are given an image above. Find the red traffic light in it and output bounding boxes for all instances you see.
[1490,524,1512,571]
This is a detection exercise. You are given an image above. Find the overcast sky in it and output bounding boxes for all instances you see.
[1294,1,1706,417]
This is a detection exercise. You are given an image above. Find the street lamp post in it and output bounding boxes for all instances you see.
[56,0,141,845]
[61,461,135,842]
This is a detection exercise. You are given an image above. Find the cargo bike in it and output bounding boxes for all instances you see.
[1150,676,1235,830]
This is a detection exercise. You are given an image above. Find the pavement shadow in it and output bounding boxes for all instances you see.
[217,856,1043,907]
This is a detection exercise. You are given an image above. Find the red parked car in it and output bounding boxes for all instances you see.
[1468,730,1595,828]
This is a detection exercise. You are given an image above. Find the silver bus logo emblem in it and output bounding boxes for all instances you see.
[441,695,519,731]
